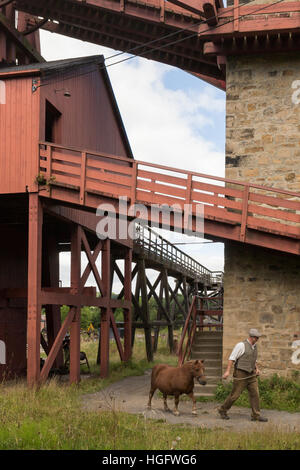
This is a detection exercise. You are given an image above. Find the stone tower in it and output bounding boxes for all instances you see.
[223,0,300,377]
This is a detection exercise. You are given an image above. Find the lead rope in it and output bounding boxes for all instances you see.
[221,373,259,383]
[232,373,258,381]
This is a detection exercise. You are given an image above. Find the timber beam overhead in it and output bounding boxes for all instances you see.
[13,0,300,89]
[15,0,300,38]
[0,8,45,64]
[15,0,223,83]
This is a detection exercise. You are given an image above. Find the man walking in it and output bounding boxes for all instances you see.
[218,328,268,422]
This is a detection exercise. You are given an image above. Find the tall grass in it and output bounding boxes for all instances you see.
[0,332,299,450]
[0,379,300,450]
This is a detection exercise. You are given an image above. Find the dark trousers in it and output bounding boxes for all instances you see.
[220,369,260,418]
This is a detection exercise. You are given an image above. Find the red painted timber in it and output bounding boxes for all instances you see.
[14,0,300,88]
[27,193,43,386]
[69,225,81,384]
[38,142,300,255]
[100,239,111,378]
[40,307,76,383]
[16,1,300,41]
[124,248,132,361]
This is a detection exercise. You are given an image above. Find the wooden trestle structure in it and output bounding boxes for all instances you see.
[25,139,300,384]
[1,1,300,385]
[131,224,223,362]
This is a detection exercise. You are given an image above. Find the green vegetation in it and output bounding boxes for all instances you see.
[215,373,300,413]
[0,380,299,450]
[0,333,300,450]
[60,296,185,331]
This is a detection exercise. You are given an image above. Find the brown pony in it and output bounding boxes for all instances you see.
[147,359,206,416]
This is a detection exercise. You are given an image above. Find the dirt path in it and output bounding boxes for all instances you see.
[82,370,300,432]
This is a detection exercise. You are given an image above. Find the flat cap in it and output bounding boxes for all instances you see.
[249,328,262,338]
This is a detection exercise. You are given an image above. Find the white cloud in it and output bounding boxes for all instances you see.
[40,31,225,175]
[40,31,225,279]
[107,58,225,175]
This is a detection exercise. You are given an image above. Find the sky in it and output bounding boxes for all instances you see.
[39,30,226,287]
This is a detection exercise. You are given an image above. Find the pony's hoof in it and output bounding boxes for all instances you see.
[192,411,197,416]
[173,411,180,416]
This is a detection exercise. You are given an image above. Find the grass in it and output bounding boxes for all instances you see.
[1,331,300,450]
[1,379,300,450]
[215,374,300,413]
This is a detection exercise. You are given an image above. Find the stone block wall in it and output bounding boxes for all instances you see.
[226,53,300,189]
[223,51,300,378]
[223,243,300,378]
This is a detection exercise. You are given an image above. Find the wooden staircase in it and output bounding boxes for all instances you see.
[191,330,223,397]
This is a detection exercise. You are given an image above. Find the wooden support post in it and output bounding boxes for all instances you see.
[69,225,81,384]
[0,31,6,61]
[131,161,137,206]
[131,263,141,348]
[80,151,87,205]
[160,0,165,22]
[182,276,189,318]
[27,194,43,386]
[138,258,153,362]
[153,278,163,353]
[240,185,250,242]
[123,248,132,361]
[43,232,64,369]
[40,308,76,382]
[162,268,173,354]
[170,279,177,324]
[100,238,111,378]
[234,0,239,32]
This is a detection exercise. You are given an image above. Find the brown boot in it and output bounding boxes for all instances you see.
[218,408,230,420]
[251,416,268,422]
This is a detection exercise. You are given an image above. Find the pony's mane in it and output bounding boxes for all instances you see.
[182,360,197,368]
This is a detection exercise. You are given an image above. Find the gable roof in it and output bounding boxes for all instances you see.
[0,55,133,158]
[0,55,103,77]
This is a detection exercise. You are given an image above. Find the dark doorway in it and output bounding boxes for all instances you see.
[45,100,62,143]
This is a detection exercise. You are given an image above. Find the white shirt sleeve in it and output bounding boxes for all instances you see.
[229,342,245,362]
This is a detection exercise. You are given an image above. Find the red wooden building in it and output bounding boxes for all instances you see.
[2,1,300,385]
[0,54,133,384]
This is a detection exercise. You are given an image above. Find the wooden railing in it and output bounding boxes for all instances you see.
[177,293,223,365]
[134,224,221,284]
[39,142,300,247]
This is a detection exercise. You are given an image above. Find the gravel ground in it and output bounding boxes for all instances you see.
[81,370,300,433]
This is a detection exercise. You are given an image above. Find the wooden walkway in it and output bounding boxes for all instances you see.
[133,224,223,286]
[39,142,300,256]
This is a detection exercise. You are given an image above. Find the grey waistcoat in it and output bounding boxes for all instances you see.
[235,340,257,373]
